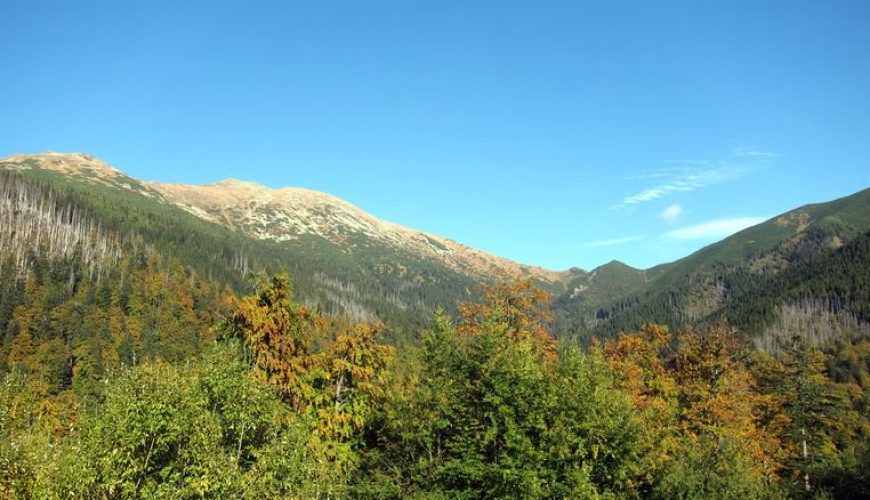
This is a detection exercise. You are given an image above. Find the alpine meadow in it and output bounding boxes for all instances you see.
[2,2,870,499]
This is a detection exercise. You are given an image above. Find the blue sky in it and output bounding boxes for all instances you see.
[2,1,869,270]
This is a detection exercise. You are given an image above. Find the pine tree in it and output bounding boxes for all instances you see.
[775,335,859,494]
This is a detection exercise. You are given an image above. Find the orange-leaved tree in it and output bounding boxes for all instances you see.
[595,323,680,484]
[224,272,394,462]
[671,324,784,481]
[457,279,556,361]
[225,273,327,411]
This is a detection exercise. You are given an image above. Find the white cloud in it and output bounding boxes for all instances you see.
[578,235,643,248]
[612,149,775,210]
[660,203,683,223]
[664,216,767,241]
[662,159,711,166]
[612,166,745,209]
[731,147,777,159]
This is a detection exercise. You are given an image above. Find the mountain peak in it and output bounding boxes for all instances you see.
[0,151,123,177]
[211,178,268,189]
[600,259,636,270]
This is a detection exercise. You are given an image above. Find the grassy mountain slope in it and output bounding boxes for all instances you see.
[554,187,870,343]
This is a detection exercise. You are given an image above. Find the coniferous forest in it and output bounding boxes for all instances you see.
[2,267,870,498]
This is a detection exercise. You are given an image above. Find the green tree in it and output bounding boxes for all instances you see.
[767,335,864,496]
[374,283,643,497]
[45,343,339,498]
[653,434,785,500]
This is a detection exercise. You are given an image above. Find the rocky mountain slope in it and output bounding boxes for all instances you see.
[146,177,567,284]
[0,152,577,337]
[1,152,568,283]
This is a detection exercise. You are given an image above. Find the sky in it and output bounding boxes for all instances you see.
[2,1,869,270]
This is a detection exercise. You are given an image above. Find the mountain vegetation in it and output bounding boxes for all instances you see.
[1,152,869,497]
[2,275,868,497]
[555,187,870,347]
[0,154,498,342]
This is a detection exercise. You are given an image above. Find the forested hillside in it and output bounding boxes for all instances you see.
[0,153,582,340]
[555,187,870,348]
[8,152,869,353]
[2,276,868,497]
[0,170,239,397]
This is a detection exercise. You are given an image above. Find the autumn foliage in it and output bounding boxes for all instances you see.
[2,274,869,498]
[227,273,325,410]
[223,272,394,466]
[457,279,556,360]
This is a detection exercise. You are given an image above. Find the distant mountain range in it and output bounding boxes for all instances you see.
[2,152,869,346]
[555,183,870,346]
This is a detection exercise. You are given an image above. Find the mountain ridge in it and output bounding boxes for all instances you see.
[553,185,870,341]
[4,151,869,347]
[0,152,583,334]
[145,177,571,284]
[0,152,572,285]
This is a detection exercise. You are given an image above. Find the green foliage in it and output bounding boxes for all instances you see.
[65,361,230,497]
[555,188,870,347]
[368,294,643,498]
[0,371,53,497]
[721,229,870,340]
[1,261,869,499]
[0,249,230,400]
[653,435,785,500]
[39,343,340,498]
[755,335,870,496]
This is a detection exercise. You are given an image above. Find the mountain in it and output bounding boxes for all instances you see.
[553,260,649,332]
[145,176,567,284]
[0,152,576,339]
[2,152,869,350]
[554,186,870,345]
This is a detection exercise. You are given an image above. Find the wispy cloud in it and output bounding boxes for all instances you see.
[661,159,712,166]
[731,147,778,159]
[612,167,742,209]
[578,235,643,248]
[660,203,683,223]
[664,216,767,241]
[612,149,774,210]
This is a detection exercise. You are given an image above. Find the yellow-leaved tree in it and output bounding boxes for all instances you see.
[225,273,326,411]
